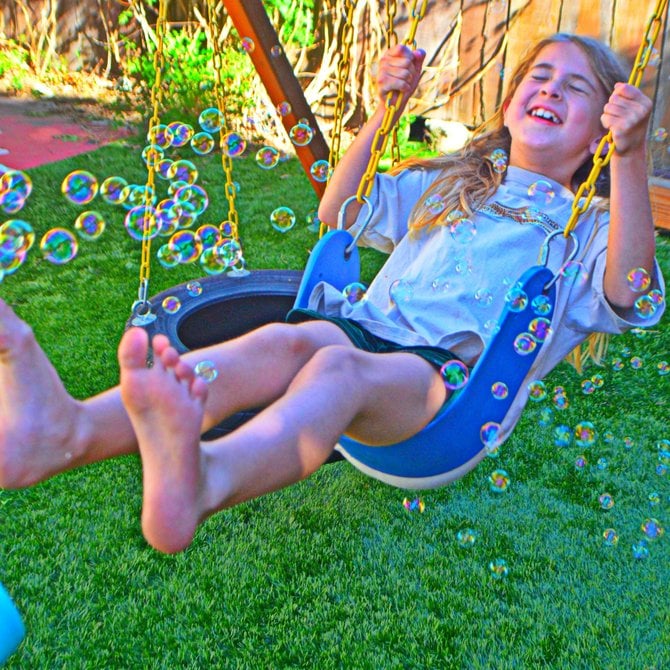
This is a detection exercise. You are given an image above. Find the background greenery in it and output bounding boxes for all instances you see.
[0,136,669,668]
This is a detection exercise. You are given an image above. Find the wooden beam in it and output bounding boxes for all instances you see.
[650,178,670,232]
[222,0,330,198]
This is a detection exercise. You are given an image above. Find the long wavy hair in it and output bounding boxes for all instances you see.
[397,33,628,233]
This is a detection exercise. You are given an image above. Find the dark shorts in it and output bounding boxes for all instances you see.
[286,308,462,372]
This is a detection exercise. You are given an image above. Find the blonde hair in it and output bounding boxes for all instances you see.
[397,33,628,233]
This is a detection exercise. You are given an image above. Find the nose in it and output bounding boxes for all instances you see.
[540,80,561,99]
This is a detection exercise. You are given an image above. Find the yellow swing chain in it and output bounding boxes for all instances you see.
[355,0,428,203]
[563,0,668,237]
[207,0,240,241]
[385,0,401,167]
[134,0,169,313]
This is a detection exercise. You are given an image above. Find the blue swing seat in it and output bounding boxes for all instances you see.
[0,581,24,664]
[295,228,556,489]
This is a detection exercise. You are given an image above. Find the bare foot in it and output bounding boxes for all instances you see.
[118,328,209,554]
[0,299,84,487]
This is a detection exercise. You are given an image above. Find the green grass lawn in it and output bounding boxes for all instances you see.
[1,139,669,669]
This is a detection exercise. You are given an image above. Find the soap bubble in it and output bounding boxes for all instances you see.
[389,278,414,306]
[168,159,198,184]
[449,217,477,244]
[652,127,668,142]
[480,422,502,454]
[215,238,243,267]
[221,132,246,157]
[513,333,536,355]
[0,169,32,200]
[40,228,78,264]
[634,295,657,320]
[531,294,552,315]
[528,179,555,205]
[528,317,551,342]
[342,282,368,306]
[256,146,280,169]
[554,425,572,447]
[489,558,509,578]
[560,260,589,285]
[310,159,331,182]
[574,421,596,447]
[527,380,547,402]
[456,528,477,547]
[491,382,508,400]
[148,123,174,149]
[289,122,314,146]
[156,244,180,268]
[240,36,255,53]
[440,359,469,390]
[276,101,292,117]
[62,170,98,205]
[598,493,615,510]
[169,230,202,264]
[641,518,664,541]
[488,469,510,493]
[270,206,296,233]
[424,193,446,215]
[632,540,649,560]
[162,296,181,314]
[195,224,222,249]
[190,132,215,155]
[195,360,219,382]
[167,122,194,148]
[100,176,129,205]
[174,184,209,216]
[402,497,425,512]
[142,144,164,169]
[602,528,619,546]
[0,219,35,255]
[74,211,106,240]
[125,205,159,241]
[504,286,528,312]
[198,107,224,134]
[626,267,651,292]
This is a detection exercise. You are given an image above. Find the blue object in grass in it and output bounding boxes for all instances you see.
[295,227,556,489]
[0,581,24,664]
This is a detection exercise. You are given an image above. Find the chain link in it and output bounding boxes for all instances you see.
[563,0,668,237]
[207,0,240,241]
[356,0,427,201]
[386,0,401,166]
[136,0,169,307]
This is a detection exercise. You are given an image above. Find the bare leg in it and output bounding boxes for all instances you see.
[129,340,447,553]
[0,297,351,489]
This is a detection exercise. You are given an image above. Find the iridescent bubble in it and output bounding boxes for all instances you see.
[632,540,649,560]
[483,319,500,337]
[0,188,26,215]
[630,356,643,369]
[195,224,221,249]
[440,359,469,390]
[221,132,246,158]
[0,219,35,255]
[168,159,199,184]
[123,184,155,210]
[175,184,209,216]
[125,205,159,241]
[342,282,368,306]
[270,206,296,233]
[142,144,164,169]
[276,101,292,117]
[623,436,635,449]
[0,169,32,200]
[424,193,446,215]
[74,211,106,240]
[538,407,553,427]
[256,146,280,169]
[505,286,529,312]
[528,317,551,342]
[194,360,218,383]
[306,208,321,232]
[190,132,215,155]
[560,260,589,285]
[647,289,665,307]
[574,421,596,447]
[199,247,227,275]
[488,469,510,493]
[62,170,98,205]
[591,374,604,388]
[653,127,668,141]
[156,159,174,180]
[169,230,202,264]
[626,267,651,292]
[402,497,425,512]
[531,294,552,315]
[611,357,624,371]
[40,228,78,264]
[527,380,547,402]
[289,122,313,146]
[513,333,536,355]
[156,244,180,268]
[528,179,555,205]
[602,528,619,546]
[552,390,569,410]
[215,238,243,267]
[554,424,572,447]
[489,558,509,578]
[658,361,670,376]
[449,217,477,244]
[456,528,477,548]
[581,379,595,395]
[474,288,494,307]
[310,159,331,182]
[240,36,255,53]
[575,455,587,470]
[491,382,508,400]
[480,421,502,453]
[489,148,508,173]
[598,493,614,510]
[270,44,282,57]
[198,107,224,134]
[648,491,661,506]
[167,122,194,148]
[602,431,615,445]
[148,123,174,149]
[389,278,414,305]
[634,295,657,320]
[100,176,129,205]
[186,280,203,297]
[641,518,664,541]
[162,295,181,314]
[156,198,183,235]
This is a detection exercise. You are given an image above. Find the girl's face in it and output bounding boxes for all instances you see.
[503,41,609,187]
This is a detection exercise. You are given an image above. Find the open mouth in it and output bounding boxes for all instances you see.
[528,107,561,124]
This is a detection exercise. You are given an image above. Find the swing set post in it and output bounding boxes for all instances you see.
[221,0,330,197]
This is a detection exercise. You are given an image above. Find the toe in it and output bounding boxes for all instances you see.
[118,328,150,370]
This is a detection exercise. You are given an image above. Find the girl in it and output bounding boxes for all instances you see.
[0,34,664,553]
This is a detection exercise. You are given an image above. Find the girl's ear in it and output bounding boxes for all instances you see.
[502,100,510,127]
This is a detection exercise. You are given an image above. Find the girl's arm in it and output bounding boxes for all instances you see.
[318,45,426,229]
[601,82,656,309]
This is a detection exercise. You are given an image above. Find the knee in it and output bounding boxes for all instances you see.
[253,322,320,360]
[297,344,363,384]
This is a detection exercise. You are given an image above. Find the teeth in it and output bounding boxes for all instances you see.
[530,108,560,123]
